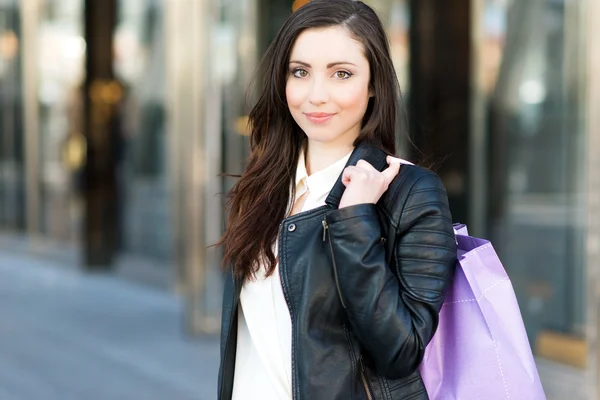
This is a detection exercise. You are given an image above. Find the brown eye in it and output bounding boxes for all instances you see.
[335,71,351,79]
[293,68,308,78]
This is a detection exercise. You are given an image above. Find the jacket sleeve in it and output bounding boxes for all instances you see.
[325,172,457,379]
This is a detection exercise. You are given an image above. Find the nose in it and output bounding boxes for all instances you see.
[308,78,329,105]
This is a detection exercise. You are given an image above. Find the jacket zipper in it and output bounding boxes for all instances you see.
[360,356,375,400]
[345,325,375,400]
[322,218,346,309]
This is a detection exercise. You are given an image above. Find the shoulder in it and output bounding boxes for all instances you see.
[385,164,447,205]
[380,164,450,223]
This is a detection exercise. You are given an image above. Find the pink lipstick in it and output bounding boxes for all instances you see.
[304,112,336,124]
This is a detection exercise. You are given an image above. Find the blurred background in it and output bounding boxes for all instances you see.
[0,0,598,399]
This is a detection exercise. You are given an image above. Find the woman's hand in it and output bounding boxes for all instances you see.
[338,156,403,209]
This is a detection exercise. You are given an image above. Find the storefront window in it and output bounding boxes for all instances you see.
[37,0,85,242]
[0,2,25,231]
[114,0,172,260]
[364,0,410,153]
[364,0,410,91]
[483,0,587,362]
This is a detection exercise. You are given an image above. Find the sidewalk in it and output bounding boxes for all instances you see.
[0,251,220,400]
[1,245,587,400]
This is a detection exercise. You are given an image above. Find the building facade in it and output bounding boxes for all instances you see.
[1,0,599,398]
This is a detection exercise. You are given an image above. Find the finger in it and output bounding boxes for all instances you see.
[342,165,369,185]
[387,155,414,166]
[342,166,359,186]
[381,159,401,184]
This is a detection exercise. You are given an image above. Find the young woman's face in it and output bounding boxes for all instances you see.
[286,26,372,149]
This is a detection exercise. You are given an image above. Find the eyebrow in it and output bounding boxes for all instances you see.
[289,60,358,68]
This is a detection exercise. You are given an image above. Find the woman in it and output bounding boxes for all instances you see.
[217,1,457,399]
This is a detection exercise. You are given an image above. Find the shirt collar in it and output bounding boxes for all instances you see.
[295,149,353,200]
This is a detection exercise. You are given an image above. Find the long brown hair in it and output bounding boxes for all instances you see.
[219,0,402,280]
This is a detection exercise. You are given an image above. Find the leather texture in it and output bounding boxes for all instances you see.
[218,143,457,400]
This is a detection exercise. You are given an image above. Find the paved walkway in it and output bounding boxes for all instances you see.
[0,246,590,400]
[0,251,220,400]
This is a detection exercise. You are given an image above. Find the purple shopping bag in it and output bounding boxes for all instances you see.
[418,224,546,400]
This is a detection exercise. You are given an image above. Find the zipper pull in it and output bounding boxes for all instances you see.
[359,356,366,372]
[322,219,328,242]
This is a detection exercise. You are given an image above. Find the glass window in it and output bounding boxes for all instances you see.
[114,0,172,261]
[37,0,85,242]
[364,0,410,154]
[0,2,25,231]
[483,0,587,354]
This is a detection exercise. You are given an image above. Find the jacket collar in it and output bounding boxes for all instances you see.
[325,143,390,209]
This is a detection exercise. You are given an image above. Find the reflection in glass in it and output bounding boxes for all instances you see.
[365,0,410,154]
[0,3,25,231]
[484,0,586,350]
[115,0,171,261]
[37,0,85,242]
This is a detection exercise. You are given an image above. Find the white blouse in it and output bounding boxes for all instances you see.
[231,150,352,400]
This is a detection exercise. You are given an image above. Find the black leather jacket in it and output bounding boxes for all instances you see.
[218,144,457,400]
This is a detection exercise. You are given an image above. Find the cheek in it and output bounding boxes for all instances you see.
[335,82,371,113]
[286,80,304,109]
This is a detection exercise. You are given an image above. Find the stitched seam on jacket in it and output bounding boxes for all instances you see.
[402,200,451,214]
[286,206,329,224]
[404,287,444,297]
[401,272,452,283]
[379,168,431,232]
[388,373,421,391]
[403,388,428,400]
[329,213,378,225]
[381,169,413,225]
[391,171,426,236]
[400,258,455,267]
[406,228,456,240]
[406,187,447,196]
[377,206,396,230]
[388,169,412,205]
[393,257,446,302]
[397,243,456,251]
[398,214,452,230]
[381,375,393,400]
[393,174,434,302]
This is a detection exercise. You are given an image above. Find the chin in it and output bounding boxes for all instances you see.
[303,131,343,144]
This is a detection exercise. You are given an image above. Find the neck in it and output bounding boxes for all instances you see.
[305,139,354,176]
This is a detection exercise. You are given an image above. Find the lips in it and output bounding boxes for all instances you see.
[304,112,336,124]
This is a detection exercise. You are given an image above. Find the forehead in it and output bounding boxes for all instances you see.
[289,26,367,64]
